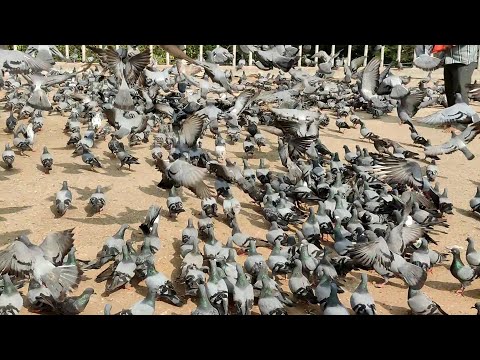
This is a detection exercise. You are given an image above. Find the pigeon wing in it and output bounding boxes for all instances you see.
[0,241,35,276]
[39,228,76,266]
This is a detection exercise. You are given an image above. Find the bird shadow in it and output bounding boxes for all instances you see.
[101,163,131,178]
[35,164,49,174]
[168,237,183,282]
[139,183,163,197]
[55,162,84,175]
[424,279,460,293]
[102,151,115,159]
[454,206,478,220]
[84,204,97,218]
[0,228,32,247]
[144,158,156,167]
[70,185,113,201]
[375,300,410,315]
[469,179,480,187]
[0,165,21,175]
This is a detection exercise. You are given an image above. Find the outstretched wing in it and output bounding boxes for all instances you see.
[125,49,151,85]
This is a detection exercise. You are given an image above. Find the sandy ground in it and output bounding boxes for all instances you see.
[2,65,480,315]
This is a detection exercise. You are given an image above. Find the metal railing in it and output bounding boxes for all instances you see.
[13,45,480,69]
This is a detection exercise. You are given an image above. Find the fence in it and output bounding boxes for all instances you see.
[11,45,480,69]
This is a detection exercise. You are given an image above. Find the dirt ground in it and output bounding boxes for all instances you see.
[1,65,480,315]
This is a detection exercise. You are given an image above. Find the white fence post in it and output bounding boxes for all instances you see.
[166,52,170,66]
[397,45,402,63]
[248,51,253,66]
[232,45,237,67]
[314,45,319,64]
[413,47,417,61]
[477,50,480,70]
[298,45,303,67]
[81,45,86,62]
[363,45,368,66]
[331,45,335,57]
[347,45,352,66]
[149,45,153,61]
[199,45,203,61]
[115,45,119,50]
[13,45,17,51]
[65,45,70,59]
[380,46,385,67]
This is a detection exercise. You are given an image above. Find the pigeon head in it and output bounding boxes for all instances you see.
[15,234,32,246]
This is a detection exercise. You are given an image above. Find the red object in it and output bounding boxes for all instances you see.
[432,45,448,53]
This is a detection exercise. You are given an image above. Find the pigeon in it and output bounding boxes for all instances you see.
[139,205,161,235]
[466,237,480,267]
[105,245,136,294]
[123,288,157,315]
[55,181,73,216]
[5,111,17,133]
[145,261,183,306]
[0,230,80,300]
[35,288,95,315]
[89,185,106,213]
[449,246,480,295]
[258,277,287,315]
[0,275,23,315]
[191,284,219,315]
[288,259,317,304]
[407,288,447,315]
[323,283,349,315]
[233,264,254,315]
[419,94,479,128]
[350,273,376,315]
[156,154,214,199]
[116,150,140,170]
[205,260,229,315]
[40,146,53,173]
[2,143,15,169]
[167,186,185,218]
[85,224,130,269]
[424,121,480,160]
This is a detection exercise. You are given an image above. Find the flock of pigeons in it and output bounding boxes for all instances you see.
[1,44,480,315]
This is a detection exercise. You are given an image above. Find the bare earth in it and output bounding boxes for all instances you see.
[1,65,480,315]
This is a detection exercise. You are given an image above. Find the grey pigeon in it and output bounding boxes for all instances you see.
[449,246,480,295]
[55,181,73,216]
[191,284,219,315]
[105,245,136,294]
[466,237,480,267]
[0,275,23,315]
[424,122,480,160]
[233,264,254,315]
[116,150,140,170]
[84,224,129,269]
[139,205,161,235]
[40,146,53,173]
[323,283,349,315]
[145,261,182,306]
[167,186,185,218]
[89,185,106,213]
[350,273,376,315]
[289,259,317,304]
[35,288,95,315]
[258,278,287,315]
[407,288,447,315]
[2,143,15,169]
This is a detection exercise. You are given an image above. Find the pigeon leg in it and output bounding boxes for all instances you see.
[373,278,389,288]
[455,286,465,296]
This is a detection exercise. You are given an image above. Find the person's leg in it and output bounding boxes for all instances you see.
[457,62,477,104]
[444,64,456,107]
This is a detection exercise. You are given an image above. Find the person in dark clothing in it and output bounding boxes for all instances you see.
[443,45,479,106]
